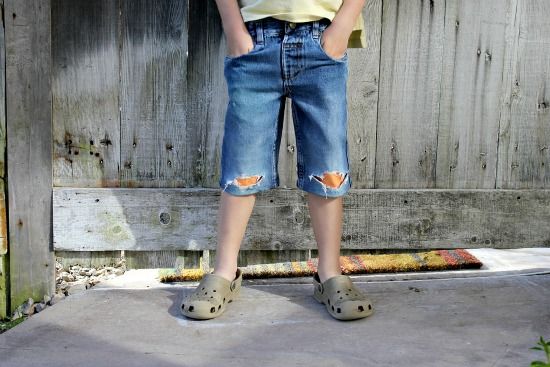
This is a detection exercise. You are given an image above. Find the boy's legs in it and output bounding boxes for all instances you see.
[212,187,343,284]
[212,191,256,282]
[307,194,343,283]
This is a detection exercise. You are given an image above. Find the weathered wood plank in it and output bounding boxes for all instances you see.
[55,251,122,270]
[0,0,6,181]
[0,255,8,319]
[0,0,8,318]
[347,0,382,189]
[496,0,550,188]
[55,249,312,270]
[278,98,298,189]
[0,0,6,255]
[5,0,55,311]
[186,0,226,188]
[51,0,121,187]
[53,187,550,251]
[120,0,188,187]
[125,250,198,269]
[375,0,445,188]
[436,0,511,188]
[0,180,7,255]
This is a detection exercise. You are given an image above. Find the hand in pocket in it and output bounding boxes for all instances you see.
[320,23,350,60]
[226,31,255,59]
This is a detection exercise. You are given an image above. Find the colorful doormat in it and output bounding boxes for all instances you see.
[159,249,483,282]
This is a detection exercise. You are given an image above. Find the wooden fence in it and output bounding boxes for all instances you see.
[1,0,549,317]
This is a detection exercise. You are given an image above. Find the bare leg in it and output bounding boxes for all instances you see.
[212,191,256,282]
[307,193,343,283]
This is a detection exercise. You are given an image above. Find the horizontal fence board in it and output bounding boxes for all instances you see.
[55,250,122,270]
[53,187,550,251]
[54,250,312,270]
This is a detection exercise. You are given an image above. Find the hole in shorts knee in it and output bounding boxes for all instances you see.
[309,171,347,191]
[235,175,263,187]
[312,171,347,189]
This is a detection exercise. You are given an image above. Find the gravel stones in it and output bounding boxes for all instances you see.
[10,257,127,321]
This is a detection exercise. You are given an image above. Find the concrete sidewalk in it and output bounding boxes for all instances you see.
[1,248,549,366]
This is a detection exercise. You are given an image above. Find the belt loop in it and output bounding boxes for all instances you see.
[312,19,320,40]
[255,19,264,45]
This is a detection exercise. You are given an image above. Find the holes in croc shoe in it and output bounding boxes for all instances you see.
[213,290,217,292]
[327,299,331,305]
[223,297,226,303]
[201,287,205,290]
[210,307,216,313]
[331,305,335,311]
[339,296,343,300]
[348,288,352,291]
[358,305,364,312]
[204,292,208,295]
[188,305,194,312]
[337,290,340,293]
[345,293,349,296]
[337,308,341,313]
[210,296,214,298]
[218,304,221,310]
[368,304,372,310]
[181,303,185,310]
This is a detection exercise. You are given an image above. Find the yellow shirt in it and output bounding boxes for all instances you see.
[237,0,367,48]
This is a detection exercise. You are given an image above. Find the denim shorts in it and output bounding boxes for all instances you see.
[220,16,351,199]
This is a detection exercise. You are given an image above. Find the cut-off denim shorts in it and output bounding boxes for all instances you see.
[220,16,351,199]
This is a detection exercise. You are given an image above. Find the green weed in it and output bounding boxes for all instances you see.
[531,336,550,367]
[0,317,26,334]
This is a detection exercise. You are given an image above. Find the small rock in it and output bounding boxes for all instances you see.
[22,298,35,315]
[43,294,51,304]
[34,303,47,313]
[114,268,125,276]
[115,259,125,268]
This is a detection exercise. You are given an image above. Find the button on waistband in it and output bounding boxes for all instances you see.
[289,22,296,29]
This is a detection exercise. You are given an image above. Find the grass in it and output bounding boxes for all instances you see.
[0,317,26,335]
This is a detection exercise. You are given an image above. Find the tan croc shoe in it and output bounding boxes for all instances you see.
[180,268,242,320]
[313,272,374,321]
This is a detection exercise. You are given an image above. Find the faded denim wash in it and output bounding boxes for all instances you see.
[220,16,351,199]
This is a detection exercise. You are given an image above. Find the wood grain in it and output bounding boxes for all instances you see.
[54,187,550,251]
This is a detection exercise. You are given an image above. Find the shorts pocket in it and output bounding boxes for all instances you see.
[224,32,264,61]
[310,32,348,63]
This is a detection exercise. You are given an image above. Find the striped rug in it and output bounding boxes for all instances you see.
[159,249,483,282]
